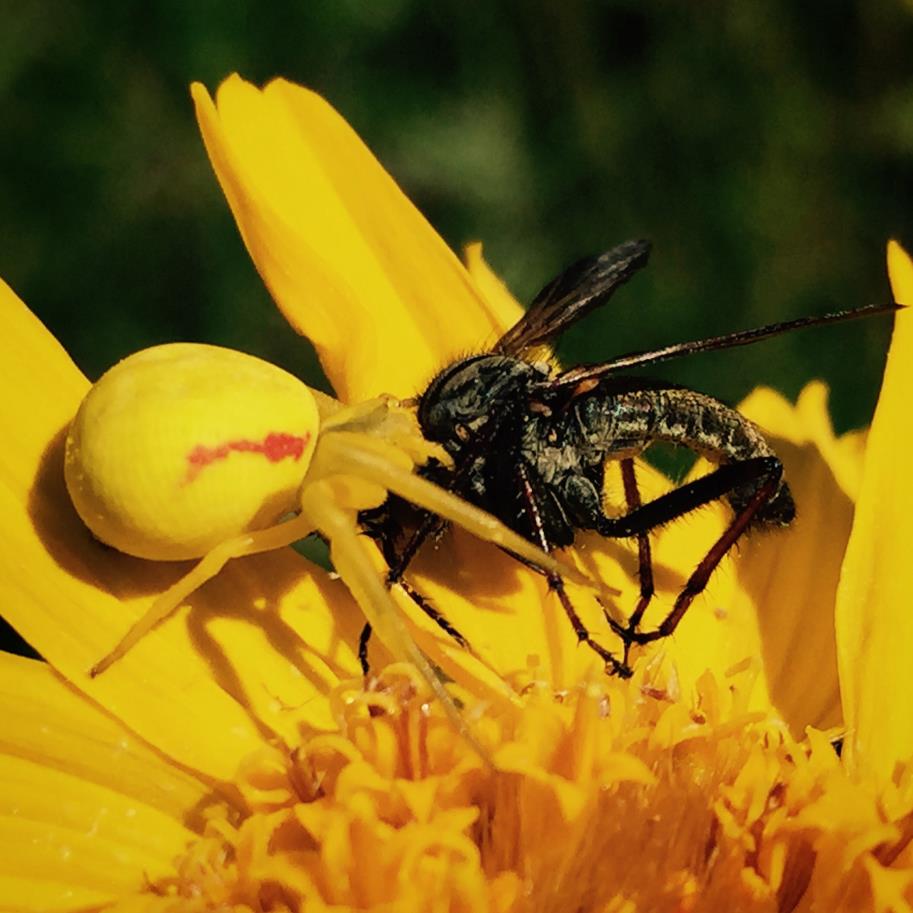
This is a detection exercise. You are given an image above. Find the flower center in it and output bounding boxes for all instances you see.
[154,666,913,912]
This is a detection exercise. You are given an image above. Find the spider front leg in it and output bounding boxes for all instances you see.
[297,478,493,764]
[320,430,603,590]
[597,456,784,648]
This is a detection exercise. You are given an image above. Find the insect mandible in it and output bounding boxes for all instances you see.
[65,342,595,744]
[361,239,898,674]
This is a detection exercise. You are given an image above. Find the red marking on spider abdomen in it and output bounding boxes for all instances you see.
[184,431,311,482]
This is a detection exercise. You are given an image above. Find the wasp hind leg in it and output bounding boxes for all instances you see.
[597,456,784,649]
[614,458,656,664]
[359,509,471,676]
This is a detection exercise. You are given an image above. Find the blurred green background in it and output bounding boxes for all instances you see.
[2,1,913,656]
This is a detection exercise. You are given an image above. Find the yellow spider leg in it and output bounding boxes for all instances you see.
[317,431,611,594]
[298,480,493,766]
[321,396,453,468]
[89,514,316,677]
[319,395,390,431]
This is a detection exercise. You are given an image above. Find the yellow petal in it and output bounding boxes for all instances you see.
[836,240,913,781]
[0,875,110,913]
[0,653,217,909]
[193,76,509,402]
[733,383,858,731]
[888,238,913,306]
[0,750,193,906]
[0,652,210,821]
[0,278,361,781]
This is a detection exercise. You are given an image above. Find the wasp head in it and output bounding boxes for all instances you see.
[417,354,541,450]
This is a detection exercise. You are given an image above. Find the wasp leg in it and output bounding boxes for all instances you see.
[357,580,470,677]
[618,458,655,657]
[596,456,783,647]
[385,506,449,583]
[517,463,630,679]
[358,622,373,675]
[396,579,470,647]
[597,457,781,539]
[633,469,781,644]
[357,506,469,676]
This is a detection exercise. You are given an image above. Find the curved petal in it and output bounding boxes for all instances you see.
[0,279,363,782]
[193,76,509,402]
[732,383,858,731]
[462,242,525,337]
[0,751,191,909]
[0,652,211,821]
[0,654,207,911]
[836,241,913,781]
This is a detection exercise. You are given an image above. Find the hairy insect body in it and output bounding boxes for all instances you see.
[413,349,795,555]
[543,386,796,527]
[360,239,895,675]
[418,355,544,444]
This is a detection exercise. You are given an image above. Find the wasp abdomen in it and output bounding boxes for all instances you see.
[568,387,795,526]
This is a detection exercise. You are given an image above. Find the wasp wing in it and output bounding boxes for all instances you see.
[552,301,900,388]
[494,239,651,357]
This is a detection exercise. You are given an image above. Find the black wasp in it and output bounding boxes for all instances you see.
[360,239,896,677]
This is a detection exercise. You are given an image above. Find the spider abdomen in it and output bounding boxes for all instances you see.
[65,344,319,561]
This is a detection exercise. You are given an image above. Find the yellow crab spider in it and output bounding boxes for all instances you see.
[65,343,595,746]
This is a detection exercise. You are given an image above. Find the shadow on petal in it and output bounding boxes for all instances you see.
[29,424,185,600]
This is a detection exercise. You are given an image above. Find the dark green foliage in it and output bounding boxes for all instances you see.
[3,1,911,421]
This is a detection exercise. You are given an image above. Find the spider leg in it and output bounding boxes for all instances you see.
[320,430,603,593]
[89,513,317,676]
[299,479,492,766]
[516,463,630,679]
[596,456,783,646]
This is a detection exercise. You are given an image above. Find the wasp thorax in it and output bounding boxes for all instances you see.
[417,355,540,446]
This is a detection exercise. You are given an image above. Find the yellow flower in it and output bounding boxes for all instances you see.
[1,73,912,911]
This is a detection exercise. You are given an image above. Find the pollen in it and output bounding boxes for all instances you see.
[150,664,913,913]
